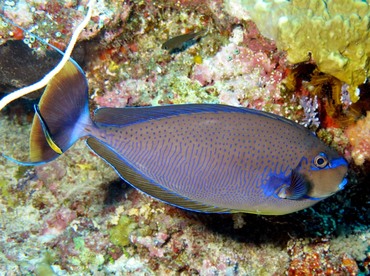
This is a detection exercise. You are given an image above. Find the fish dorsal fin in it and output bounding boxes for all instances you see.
[86,137,231,213]
[93,104,242,126]
[93,104,310,134]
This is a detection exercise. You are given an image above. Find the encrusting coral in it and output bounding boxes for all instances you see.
[1,0,370,274]
[0,0,96,111]
[225,0,370,103]
[345,111,370,166]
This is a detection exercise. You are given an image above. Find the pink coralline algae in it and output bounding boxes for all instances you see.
[93,78,154,108]
[0,0,131,52]
[131,232,169,258]
[2,0,370,275]
[191,26,285,110]
[2,0,34,27]
[41,207,77,236]
[287,238,359,275]
[345,111,370,166]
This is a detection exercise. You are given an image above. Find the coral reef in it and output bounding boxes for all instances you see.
[0,0,126,48]
[191,24,285,112]
[0,0,370,275]
[225,0,370,103]
[345,111,370,166]
[281,63,366,130]
[287,238,359,275]
[87,0,231,108]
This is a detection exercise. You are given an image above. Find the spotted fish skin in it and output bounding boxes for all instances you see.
[24,60,348,215]
[90,106,347,215]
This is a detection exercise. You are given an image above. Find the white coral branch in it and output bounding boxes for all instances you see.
[0,0,96,111]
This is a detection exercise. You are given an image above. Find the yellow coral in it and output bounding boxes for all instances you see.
[226,0,370,102]
[109,215,137,247]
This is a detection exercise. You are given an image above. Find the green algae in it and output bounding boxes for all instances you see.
[35,264,56,276]
[0,178,18,208]
[109,215,137,247]
[74,237,85,251]
[0,178,10,198]
[34,252,57,276]
[70,237,105,268]
[14,166,28,181]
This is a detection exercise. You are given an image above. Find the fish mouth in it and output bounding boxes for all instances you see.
[304,157,348,200]
[329,156,348,191]
[322,174,348,197]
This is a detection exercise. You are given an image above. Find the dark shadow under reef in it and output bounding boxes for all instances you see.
[0,39,86,96]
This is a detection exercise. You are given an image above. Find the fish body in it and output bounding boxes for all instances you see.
[26,60,348,215]
[162,29,207,53]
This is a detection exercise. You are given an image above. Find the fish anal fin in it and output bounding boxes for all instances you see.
[86,137,230,213]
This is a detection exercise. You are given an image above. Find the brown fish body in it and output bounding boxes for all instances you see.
[24,61,348,215]
[89,106,347,215]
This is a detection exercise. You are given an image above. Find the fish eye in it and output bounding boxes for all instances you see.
[313,153,329,168]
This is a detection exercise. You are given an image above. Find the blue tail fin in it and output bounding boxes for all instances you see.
[28,60,91,164]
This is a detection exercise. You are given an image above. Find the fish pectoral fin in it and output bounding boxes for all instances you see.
[276,169,310,200]
[86,137,231,213]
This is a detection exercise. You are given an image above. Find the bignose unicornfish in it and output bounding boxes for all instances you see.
[8,60,348,215]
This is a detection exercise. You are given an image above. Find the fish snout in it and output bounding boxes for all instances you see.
[306,158,348,199]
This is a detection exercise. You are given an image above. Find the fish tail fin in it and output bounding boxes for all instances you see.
[29,59,92,164]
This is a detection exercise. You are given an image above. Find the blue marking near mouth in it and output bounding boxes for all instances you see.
[311,156,348,171]
[338,178,348,190]
[330,157,348,168]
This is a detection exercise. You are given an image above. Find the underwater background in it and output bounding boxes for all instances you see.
[0,0,369,274]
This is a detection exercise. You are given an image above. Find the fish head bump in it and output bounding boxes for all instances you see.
[295,144,348,200]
